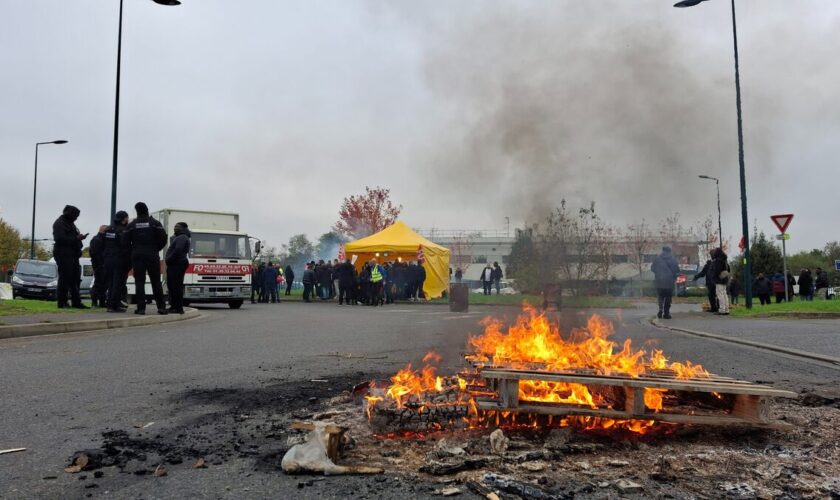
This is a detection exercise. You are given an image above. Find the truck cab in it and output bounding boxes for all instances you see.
[182,229,252,308]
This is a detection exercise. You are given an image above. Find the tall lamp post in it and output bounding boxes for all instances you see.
[31,140,69,259]
[674,0,752,308]
[698,175,723,249]
[110,0,181,219]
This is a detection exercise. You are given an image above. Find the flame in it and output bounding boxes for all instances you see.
[644,388,667,411]
[367,306,713,435]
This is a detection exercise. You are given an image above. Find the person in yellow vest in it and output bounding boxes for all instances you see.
[368,258,385,306]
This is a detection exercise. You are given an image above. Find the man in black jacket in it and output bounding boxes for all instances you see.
[88,225,109,307]
[302,264,316,302]
[753,273,773,305]
[104,211,130,312]
[123,202,168,315]
[491,262,504,295]
[708,248,731,315]
[335,258,356,305]
[165,222,191,314]
[284,265,295,296]
[815,267,830,299]
[692,251,718,313]
[414,262,427,301]
[52,205,88,308]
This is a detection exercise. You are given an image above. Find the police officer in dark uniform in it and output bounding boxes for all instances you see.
[104,211,130,312]
[88,225,109,307]
[123,202,168,315]
[52,205,88,308]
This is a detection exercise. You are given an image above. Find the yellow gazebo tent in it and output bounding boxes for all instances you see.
[344,221,451,299]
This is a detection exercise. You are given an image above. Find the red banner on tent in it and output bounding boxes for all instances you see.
[337,243,346,262]
[417,245,426,264]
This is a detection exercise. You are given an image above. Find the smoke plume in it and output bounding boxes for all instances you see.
[402,1,790,224]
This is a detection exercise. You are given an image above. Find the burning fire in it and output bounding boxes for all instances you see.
[366,305,711,434]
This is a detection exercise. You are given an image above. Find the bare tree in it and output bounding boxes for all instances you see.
[624,220,654,296]
[594,223,617,295]
[692,216,725,260]
[658,212,686,246]
[540,200,611,296]
[449,232,474,276]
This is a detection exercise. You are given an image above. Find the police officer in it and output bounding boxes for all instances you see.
[123,202,168,315]
[88,225,109,307]
[104,211,130,312]
[52,205,88,308]
[164,222,191,314]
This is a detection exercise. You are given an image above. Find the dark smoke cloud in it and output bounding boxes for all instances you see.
[399,1,788,224]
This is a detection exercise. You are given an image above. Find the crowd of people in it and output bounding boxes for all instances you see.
[53,202,191,315]
[692,250,833,312]
[750,267,830,305]
[250,258,428,306]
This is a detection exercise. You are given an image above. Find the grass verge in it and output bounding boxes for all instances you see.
[730,299,840,317]
[0,298,93,317]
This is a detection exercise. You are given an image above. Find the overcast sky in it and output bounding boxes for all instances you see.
[2,1,838,253]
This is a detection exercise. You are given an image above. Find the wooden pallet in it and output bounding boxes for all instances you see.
[476,367,797,428]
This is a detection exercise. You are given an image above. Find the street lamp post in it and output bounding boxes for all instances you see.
[674,0,752,308]
[698,175,723,249]
[31,140,69,259]
[110,0,181,219]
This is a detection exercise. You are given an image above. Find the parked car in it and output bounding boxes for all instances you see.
[11,259,58,300]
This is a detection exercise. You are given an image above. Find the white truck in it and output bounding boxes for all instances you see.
[127,209,257,309]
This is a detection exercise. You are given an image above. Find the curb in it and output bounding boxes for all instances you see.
[0,308,201,340]
[650,318,840,368]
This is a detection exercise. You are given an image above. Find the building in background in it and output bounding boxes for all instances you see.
[418,227,704,295]
[417,229,515,282]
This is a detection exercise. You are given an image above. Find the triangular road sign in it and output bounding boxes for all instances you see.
[770,214,794,234]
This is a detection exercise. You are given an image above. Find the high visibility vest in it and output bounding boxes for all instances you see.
[371,265,383,283]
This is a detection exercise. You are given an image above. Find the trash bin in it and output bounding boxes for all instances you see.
[449,283,469,312]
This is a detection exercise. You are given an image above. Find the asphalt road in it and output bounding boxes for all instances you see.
[1,301,838,499]
[658,310,840,359]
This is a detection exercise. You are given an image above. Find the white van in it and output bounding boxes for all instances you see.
[80,257,94,297]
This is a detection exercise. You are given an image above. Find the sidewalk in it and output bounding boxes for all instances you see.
[0,306,200,340]
[655,308,840,362]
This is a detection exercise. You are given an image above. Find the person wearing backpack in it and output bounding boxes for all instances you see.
[708,248,731,315]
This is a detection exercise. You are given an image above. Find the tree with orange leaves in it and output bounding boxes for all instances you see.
[333,186,402,239]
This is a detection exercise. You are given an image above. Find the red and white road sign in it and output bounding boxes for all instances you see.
[770,214,794,234]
